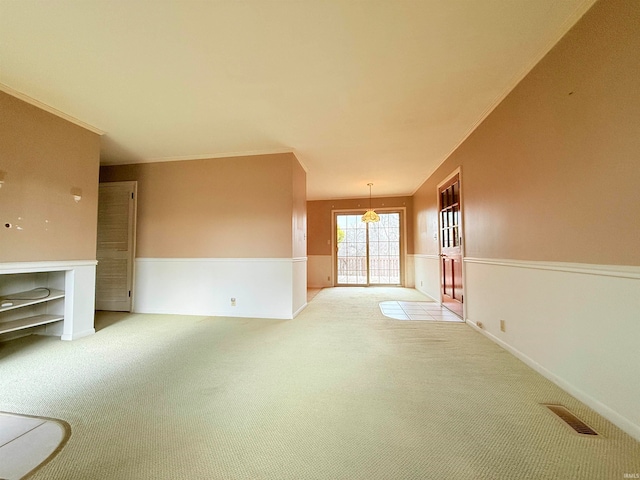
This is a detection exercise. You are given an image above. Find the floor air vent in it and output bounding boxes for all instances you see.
[543,404,599,436]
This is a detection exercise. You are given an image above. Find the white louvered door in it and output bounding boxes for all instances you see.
[96,181,137,311]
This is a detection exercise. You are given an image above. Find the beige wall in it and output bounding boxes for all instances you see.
[308,196,414,256]
[100,153,304,259]
[413,0,640,266]
[0,91,101,262]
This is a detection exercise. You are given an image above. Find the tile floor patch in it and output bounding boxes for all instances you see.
[0,412,70,480]
[380,301,464,322]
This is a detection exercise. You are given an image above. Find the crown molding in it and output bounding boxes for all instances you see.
[0,83,105,135]
[101,148,296,166]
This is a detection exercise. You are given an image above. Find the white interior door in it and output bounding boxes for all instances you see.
[96,181,137,311]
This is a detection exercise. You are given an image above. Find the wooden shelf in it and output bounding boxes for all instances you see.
[0,288,65,313]
[0,287,65,337]
[0,315,64,335]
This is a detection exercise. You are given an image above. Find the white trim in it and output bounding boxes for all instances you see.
[410,0,597,197]
[61,328,96,341]
[101,149,311,174]
[464,257,640,280]
[0,260,98,274]
[135,257,299,263]
[412,254,440,260]
[292,302,307,318]
[101,148,295,165]
[436,167,462,190]
[0,83,105,135]
[290,150,309,173]
[466,320,640,441]
[318,194,413,202]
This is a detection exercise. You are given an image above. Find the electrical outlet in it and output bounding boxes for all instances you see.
[420,280,423,287]
[327,276,330,281]
[500,319,506,332]
[231,298,236,306]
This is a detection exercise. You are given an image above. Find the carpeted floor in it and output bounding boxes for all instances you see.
[0,287,638,479]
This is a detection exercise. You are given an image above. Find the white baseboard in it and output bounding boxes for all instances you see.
[463,258,640,441]
[292,302,307,318]
[467,320,640,441]
[61,328,96,341]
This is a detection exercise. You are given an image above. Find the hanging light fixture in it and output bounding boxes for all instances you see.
[361,183,380,223]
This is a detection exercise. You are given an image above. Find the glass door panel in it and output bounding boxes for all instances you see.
[335,212,401,286]
[336,214,368,284]
[368,213,400,285]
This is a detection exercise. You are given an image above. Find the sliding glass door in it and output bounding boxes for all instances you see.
[335,212,401,286]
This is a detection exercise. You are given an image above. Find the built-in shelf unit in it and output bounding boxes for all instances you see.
[0,261,97,341]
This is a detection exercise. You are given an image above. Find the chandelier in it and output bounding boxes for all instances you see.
[361,183,380,223]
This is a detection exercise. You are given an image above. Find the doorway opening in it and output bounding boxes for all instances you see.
[335,211,402,286]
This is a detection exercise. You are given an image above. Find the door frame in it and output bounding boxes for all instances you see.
[436,167,466,319]
[331,207,407,287]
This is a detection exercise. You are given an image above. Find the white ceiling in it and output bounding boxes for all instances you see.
[0,0,595,200]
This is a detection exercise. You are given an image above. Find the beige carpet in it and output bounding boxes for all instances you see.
[0,287,638,479]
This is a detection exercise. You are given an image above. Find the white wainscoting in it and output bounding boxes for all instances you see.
[463,257,640,441]
[134,258,306,320]
[413,254,441,302]
[307,255,333,288]
[292,257,308,317]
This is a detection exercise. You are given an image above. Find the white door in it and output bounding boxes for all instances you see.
[96,181,137,311]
